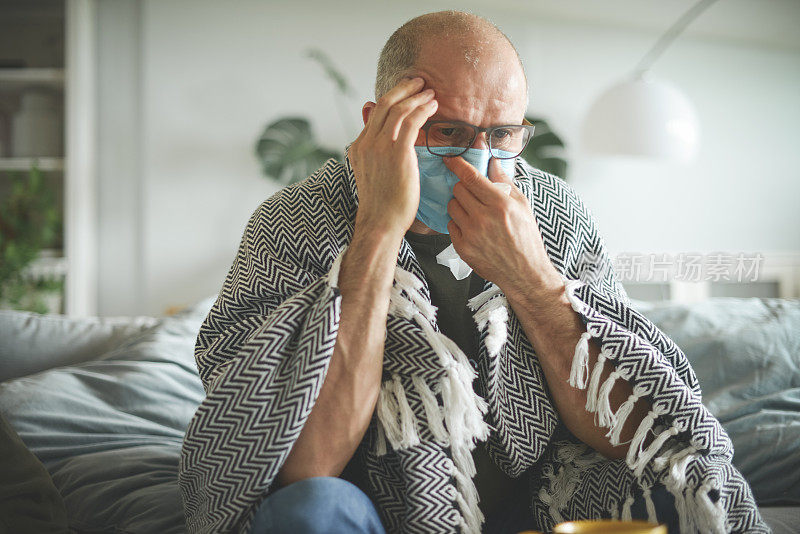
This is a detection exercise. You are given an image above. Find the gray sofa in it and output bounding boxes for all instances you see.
[0,295,797,532]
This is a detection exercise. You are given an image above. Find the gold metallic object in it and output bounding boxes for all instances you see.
[552,519,667,533]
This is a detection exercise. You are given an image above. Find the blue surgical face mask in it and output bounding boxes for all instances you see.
[414,146,517,234]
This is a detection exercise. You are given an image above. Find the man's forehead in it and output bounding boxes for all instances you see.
[405,67,526,125]
[408,38,526,113]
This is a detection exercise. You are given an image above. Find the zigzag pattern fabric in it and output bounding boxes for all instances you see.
[177,147,768,533]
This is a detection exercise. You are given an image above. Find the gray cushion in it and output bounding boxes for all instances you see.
[759,506,800,534]
[0,296,216,534]
[0,310,157,382]
[635,297,800,506]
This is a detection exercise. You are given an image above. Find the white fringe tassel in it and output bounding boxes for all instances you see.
[695,482,727,534]
[596,369,624,428]
[381,265,489,533]
[411,374,449,444]
[391,373,421,449]
[563,277,587,314]
[606,385,646,445]
[662,447,698,533]
[632,425,681,478]
[376,379,404,451]
[569,330,593,389]
[538,443,604,526]
[452,443,484,533]
[468,285,509,358]
[538,486,566,525]
[609,499,619,520]
[621,494,635,521]
[327,245,348,288]
[625,405,666,469]
[642,486,658,524]
[584,346,610,411]
[375,419,387,456]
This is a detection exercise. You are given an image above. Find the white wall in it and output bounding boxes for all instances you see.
[95,0,800,316]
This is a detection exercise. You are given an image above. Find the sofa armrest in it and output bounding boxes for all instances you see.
[0,310,158,383]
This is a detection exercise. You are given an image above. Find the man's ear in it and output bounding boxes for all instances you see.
[362,102,376,126]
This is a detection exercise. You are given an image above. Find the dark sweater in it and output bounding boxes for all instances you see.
[339,230,527,522]
[402,230,526,521]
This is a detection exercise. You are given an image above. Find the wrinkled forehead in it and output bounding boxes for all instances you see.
[408,37,528,125]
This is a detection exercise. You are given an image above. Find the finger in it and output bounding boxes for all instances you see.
[385,89,435,141]
[487,158,513,185]
[447,219,463,242]
[443,156,497,204]
[447,197,469,225]
[367,77,425,134]
[487,158,526,200]
[451,180,483,216]
[396,98,438,146]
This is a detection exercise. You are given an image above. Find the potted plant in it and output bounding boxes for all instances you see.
[0,164,64,314]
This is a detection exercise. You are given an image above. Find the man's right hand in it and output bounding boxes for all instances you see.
[348,77,438,238]
[276,80,437,487]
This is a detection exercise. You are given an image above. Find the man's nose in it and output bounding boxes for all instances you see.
[470,132,490,150]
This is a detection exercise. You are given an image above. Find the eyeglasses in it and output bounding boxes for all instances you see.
[420,118,535,159]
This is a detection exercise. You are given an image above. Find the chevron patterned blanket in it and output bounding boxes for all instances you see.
[177,150,768,533]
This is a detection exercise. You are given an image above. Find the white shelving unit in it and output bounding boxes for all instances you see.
[0,157,64,171]
[0,0,97,316]
[0,68,65,87]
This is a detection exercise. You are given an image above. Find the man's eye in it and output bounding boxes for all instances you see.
[437,127,459,137]
[429,125,470,145]
[492,129,511,140]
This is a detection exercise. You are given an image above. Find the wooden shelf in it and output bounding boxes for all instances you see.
[0,68,65,88]
[0,157,64,172]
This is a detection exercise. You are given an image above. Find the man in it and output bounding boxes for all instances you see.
[178,11,767,534]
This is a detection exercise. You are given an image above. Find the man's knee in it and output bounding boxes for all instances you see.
[250,476,385,534]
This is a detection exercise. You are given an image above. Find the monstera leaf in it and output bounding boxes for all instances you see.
[255,117,340,185]
[520,116,568,180]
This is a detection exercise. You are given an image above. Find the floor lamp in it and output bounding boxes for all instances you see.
[582,0,720,162]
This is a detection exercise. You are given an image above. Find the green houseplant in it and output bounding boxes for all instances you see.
[520,116,568,179]
[0,165,64,314]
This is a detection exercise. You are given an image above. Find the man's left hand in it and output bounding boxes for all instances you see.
[444,156,562,296]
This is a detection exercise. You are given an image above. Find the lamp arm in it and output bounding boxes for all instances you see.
[633,0,720,77]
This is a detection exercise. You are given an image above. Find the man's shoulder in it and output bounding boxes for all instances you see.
[514,157,589,216]
[514,157,606,273]
[260,157,351,210]
[245,158,354,270]
[252,158,355,229]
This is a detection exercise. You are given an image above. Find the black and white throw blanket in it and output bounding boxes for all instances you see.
[178,148,768,533]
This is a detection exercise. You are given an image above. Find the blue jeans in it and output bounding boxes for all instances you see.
[247,476,679,534]
[248,476,386,534]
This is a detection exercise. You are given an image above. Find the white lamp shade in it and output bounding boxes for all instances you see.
[581,77,700,162]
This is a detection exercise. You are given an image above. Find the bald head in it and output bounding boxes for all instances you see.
[375,10,528,101]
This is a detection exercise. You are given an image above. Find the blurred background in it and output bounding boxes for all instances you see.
[1,0,798,317]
